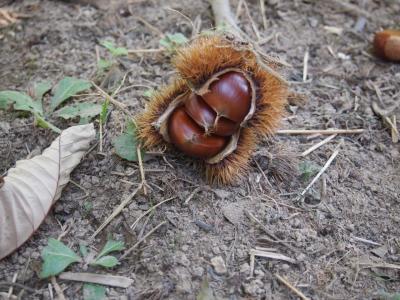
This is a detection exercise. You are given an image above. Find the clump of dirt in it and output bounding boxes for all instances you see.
[0,0,399,299]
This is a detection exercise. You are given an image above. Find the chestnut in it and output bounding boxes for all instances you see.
[201,72,251,123]
[373,30,400,62]
[137,35,288,184]
[184,92,239,136]
[168,106,229,159]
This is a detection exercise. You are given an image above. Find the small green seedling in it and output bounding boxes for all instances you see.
[159,33,188,52]
[100,41,129,57]
[0,77,100,132]
[143,88,155,99]
[113,120,144,162]
[40,238,124,299]
[299,160,320,182]
[40,239,125,278]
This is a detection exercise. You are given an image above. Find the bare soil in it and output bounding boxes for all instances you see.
[0,0,399,299]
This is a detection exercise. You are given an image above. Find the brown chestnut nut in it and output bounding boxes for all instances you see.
[201,72,251,123]
[184,93,216,131]
[373,30,400,62]
[168,107,229,159]
[184,93,239,136]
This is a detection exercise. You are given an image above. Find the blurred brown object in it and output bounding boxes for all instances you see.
[373,30,400,62]
[0,7,22,28]
[0,0,14,7]
[57,0,145,10]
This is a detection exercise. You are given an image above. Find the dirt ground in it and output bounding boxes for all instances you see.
[1,0,400,299]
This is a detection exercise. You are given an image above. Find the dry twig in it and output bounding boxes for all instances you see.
[275,274,310,300]
[121,221,167,259]
[301,134,337,157]
[298,141,343,199]
[277,129,364,135]
[131,196,175,230]
[90,184,143,240]
[59,272,133,288]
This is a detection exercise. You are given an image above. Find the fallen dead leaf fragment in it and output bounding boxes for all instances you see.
[0,124,96,260]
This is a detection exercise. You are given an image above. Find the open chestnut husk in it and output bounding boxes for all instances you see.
[137,35,288,184]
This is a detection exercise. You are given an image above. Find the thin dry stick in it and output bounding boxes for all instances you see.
[131,196,176,230]
[137,146,147,195]
[277,129,364,135]
[245,210,298,253]
[92,81,134,119]
[135,16,165,37]
[90,184,142,240]
[165,7,195,34]
[7,272,18,299]
[301,134,337,157]
[184,186,202,204]
[50,276,66,300]
[59,272,133,288]
[127,48,164,54]
[121,221,166,260]
[299,141,342,198]
[303,49,309,82]
[275,274,310,300]
[330,0,371,18]
[210,0,242,34]
[259,0,267,31]
[242,0,261,40]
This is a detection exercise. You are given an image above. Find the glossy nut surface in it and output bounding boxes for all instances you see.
[212,116,239,136]
[374,30,400,61]
[201,72,251,122]
[184,93,216,131]
[168,107,229,159]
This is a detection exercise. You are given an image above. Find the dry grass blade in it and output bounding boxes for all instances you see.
[301,134,337,157]
[90,184,143,240]
[92,81,134,119]
[131,197,175,230]
[299,140,343,198]
[121,221,166,260]
[277,129,364,135]
[59,272,133,288]
[372,102,399,143]
[275,274,310,300]
[137,145,147,195]
[359,262,400,270]
[250,249,296,264]
[245,210,298,253]
[303,49,309,82]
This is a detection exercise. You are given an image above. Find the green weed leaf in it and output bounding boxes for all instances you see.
[32,80,52,100]
[143,88,155,99]
[97,240,124,259]
[299,161,320,182]
[97,59,113,73]
[40,238,81,278]
[92,255,119,268]
[113,123,141,161]
[79,244,88,258]
[100,41,128,57]
[113,132,139,161]
[0,91,43,115]
[55,103,102,121]
[83,283,106,300]
[51,77,92,111]
[100,99,109,125]
[34,113,61,133]
[159,33,188,51]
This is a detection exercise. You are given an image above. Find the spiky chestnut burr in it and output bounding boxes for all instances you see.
[137,35,288,184]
